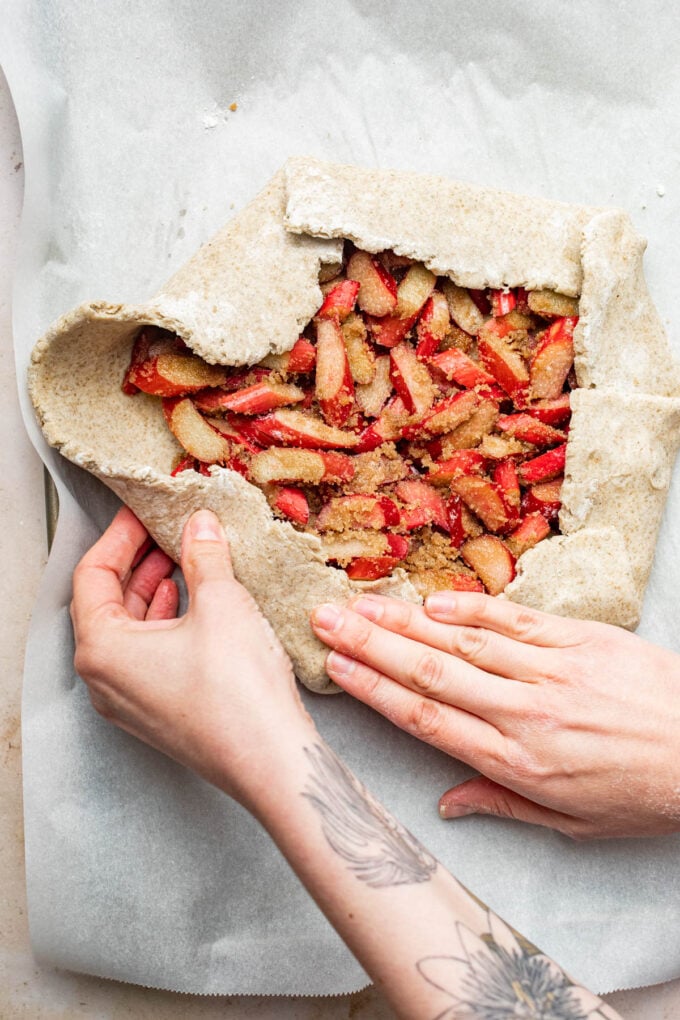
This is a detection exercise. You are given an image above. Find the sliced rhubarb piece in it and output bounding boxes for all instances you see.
[442,281,486,336]
[438,401,499,455]
[390,342,436,417]
[365,313,415,348]
[490,289,517,318]
[395,479,449,531]
[514,287,531,314]
[427,450,487,486]
[505,513,552,557]
[416,291,450,358]
[492,460,521,519]
[322,531,392,564]
[163,397,233,463]
[446,493,465,549]
[272,487,310,525]
[244,409,360,449]
[347,251,398,316]
[469,288,491,316]
[429,348,497,389]
[342,312,376,385]
[204,415,263,454]
[316,494,399,532]
[355,354,391,418]
[214,381,305,416]
[345,556,401,581]
[171,455,198,476]
[355,395,411,452]
[521,478,563,522]
[316,279,360,321]
[518,444,567,485]
[321,530,392,565]
[411,569,484,597]
[496,308,535,334]
[222,366,272,392]
[477,328,530,400]
[249,448,355,485]
[496,413,566,447]
[287,337,318,373]
[367,263,437,349]
[126,332,229,396]
[170,455,212,478]
[394,263,437,320]
[386,533,410,559]
[524,394,571,426]
[401,390,479,439]
[527,290,579,319]
[449,574,485,592]
[529,317,577,400]
[450,475,511,534]
[315,318,355,427]
[122,327,157,393]
[261,338,317,374]
[379,250,414,269]
[460,535,516,596]
[318,451,357,483]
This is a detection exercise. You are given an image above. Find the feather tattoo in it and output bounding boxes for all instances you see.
[301,743,437,888]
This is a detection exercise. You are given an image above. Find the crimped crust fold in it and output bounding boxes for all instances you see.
[29,158,680,688]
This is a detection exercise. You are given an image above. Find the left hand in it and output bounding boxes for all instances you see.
[310,590,680,839]
[70,506,315,809]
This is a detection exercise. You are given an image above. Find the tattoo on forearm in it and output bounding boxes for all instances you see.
[301,743,437,888]
[417,909,616,1020]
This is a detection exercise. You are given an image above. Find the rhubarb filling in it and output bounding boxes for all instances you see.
[122,247,578,597]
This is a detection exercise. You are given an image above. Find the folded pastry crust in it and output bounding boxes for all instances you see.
[29,158,680,691]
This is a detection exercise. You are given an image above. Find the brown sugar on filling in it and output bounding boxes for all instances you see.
[122,246,578,596]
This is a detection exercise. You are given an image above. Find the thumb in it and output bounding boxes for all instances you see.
[438,776,584,838]
[181,510,234,607]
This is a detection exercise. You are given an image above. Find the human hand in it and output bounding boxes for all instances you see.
[310,591,680,839]
[71,507,314,808]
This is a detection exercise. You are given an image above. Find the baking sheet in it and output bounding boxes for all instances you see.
[5,0,680,996]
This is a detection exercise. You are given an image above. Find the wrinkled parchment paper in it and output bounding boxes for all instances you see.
[5,0,680,996]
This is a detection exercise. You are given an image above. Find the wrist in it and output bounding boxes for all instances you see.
[213,714,322,819]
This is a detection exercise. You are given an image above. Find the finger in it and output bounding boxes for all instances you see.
[146,578,180,621]
[348,594,550,683]
[181,510,234,613]
[311,604,524,719]
[123,548,176,620]
[131,535,154,571]
[325,651,505,768]
[72,507,150,626]
[438,776,585,837]
[425,591,583,648]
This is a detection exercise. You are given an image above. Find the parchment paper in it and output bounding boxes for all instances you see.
[5,0,680,996]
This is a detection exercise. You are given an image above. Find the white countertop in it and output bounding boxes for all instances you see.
[1,64,678,1020]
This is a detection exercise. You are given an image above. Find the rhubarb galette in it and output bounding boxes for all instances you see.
[29,159,680,692]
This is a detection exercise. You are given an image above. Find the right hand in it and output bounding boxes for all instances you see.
[310,590,680,839]
[71,507,316,808]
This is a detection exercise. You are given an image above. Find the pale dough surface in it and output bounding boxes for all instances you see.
[29,158,680,689]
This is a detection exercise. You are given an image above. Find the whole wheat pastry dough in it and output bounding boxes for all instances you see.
[29,158,680,691]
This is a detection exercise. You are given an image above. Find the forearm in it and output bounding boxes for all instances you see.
[222,729,622,1020]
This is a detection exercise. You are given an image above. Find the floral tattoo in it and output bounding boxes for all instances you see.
[417,910,616,1020]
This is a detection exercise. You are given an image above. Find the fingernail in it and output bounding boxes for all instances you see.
[439,801,476,820]
[312,603,344,632]
[189,509,225,541]
[426,592,456,617]
[327,651,356,677]
[352,596,383,622]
